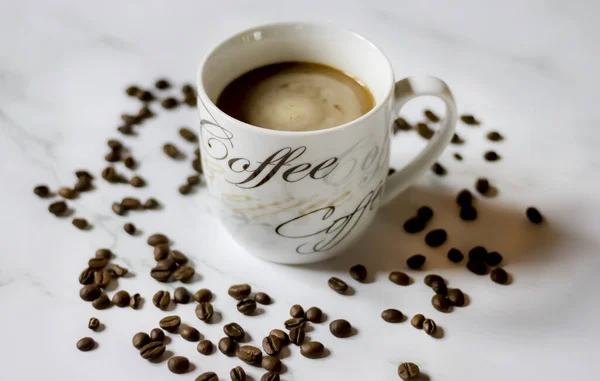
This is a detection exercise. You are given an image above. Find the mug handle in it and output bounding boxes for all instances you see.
[382,76,458,204]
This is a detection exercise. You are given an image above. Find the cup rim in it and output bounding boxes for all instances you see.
[196,21,395,136]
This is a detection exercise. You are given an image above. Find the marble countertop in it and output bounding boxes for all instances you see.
[1,1,599,380]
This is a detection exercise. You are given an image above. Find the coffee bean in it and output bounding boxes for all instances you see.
[431,279,447,295]
[120,222,135,235]
[485,251,503,266]
[398,362,420,380]
[92,293,111,309]
[153,290,171,310]
[134,105,152,119]
[218,337,237,356]
[182,84,195,95]
[447,288,465,306]
[132,332,151,349]
[254,292,271,305]
[424,109,440,123]
[150,245,167,262]
[94,270,112,288]
[196,372,219,381]
[80,284,102,301]
[101,166,118,183]
[460,114,479,125]
[125,85,139,96]
[195,302,214,322]
[88,317,100,331]
[330,319,352,338]
[284,317,306,330]
[475,178,490,195]
[197,339,213,355]
[161,97,178,109]
[173,265,195,281]
[228,284,251,300]
[155,78,171,90]
[159,315,181,331]
[141,198,158,210]
[121,197,141,211]
[168,356,190,374]
[467,260,487,275]
[192,157,203,173]
[117,124,134,135]
[223,322,245,341]
[490,268,509,284]
[261,356,281,372]
[260,372,280,381]
[403,217,425,234]
[48,201,68,216]
[486,131,504,141]
[289,326,305,345]
[127,175,145,188]
[526,207,543,224]
[469,246,487,261]
[300,341,324,359]
[349,264,367,282]
[58,186,77,200]
[187,175,201,185]
[406,254,426,270]
[75,170,93,180]
[111,202,125,216]
[76,337,95,352]
[381,309,403,323]
[184,95,197,107]
[394,117,412,132]
[423,274,443,287]
[237,345,263,365]
[431,162,447,176]
[137,90,155,102]
[417,122,434,139]
[170,250,188,265]
[180,325,201,342]
[305,306,322,323]
[105,150,122,163]
[74,177,92,192]
[140,341,165,359]
[89,257,108,270]
[389,168,396,176]
[192,288,212,303]
[147,233,168,246]
[96,248,111,260]
[163,143,183,160]
[389,271,410,286]
[179,127,198,143]
[415,206,433,222]
[447,248,464,263]
[129,293,141,309]
[121,156,136,170]
[152,259,174,278]
[178,184,193,195]
[411,314,425,329]
[456,189,473,206]
[484,150,501,161]
[425,229,447,247]
[328,277,348,294]
[79,268,94,285]
[289,304,304,318]
[33,185,51,198]
[150,328,165,343]
[262,335,282,356]
[112,290,130,307]
[237,299,257,315]
[432,293,451,312]
[173,287,190,304]
[460,205,478,221]
[423,318,437,335]
[453,153,463,161]
[451,133,465,144]
[269,329,289,345]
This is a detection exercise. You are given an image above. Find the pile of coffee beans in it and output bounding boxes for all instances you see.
[148,233,195,284]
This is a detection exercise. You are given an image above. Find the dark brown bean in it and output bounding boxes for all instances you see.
[398,362,420,380]
[329,319,352,338]
[33,185,51,198]
[187,175,200,185]
[152,290,171,310]
[228,284,251,300]
[486,131,504,141]
[262,335,282,356]
[161,97,179,109]
[490,268,509,284]
[76,337,95,352]
[447,248,464,263]
[179,127,198,142]
[74,176,92,192]
[300,341,324,358]
[432,293,451,312]
[260,372,280,381]
[269,329,289,345]
[121,197,141,210]
[447,288,465,306]
[179,184,193,195]
[168,250,187,266]
[475,178,490,195]
[261,356,281,372]
[58,187,77,199]
[129,293,141,309]
[223,322,245,341]
[389,271,410,286]
[140,341,166,359]
[159,315,181,332]
[111,202,125,216]
[174,287,190,304]
[197,339,213,355]
[196,372,219,381]
[88,257,108,270]
[195,302,214,321]
[150,328,165,343]
[105,151,121,163]
[80,284,102,301]
[327,277,348,294]
[129,176,146,188]
[79,268,94,285]
[289,326,305,345]
[92,293,111,309]
[71,218,88,230]
[460,114,479,125]
[394,117,412,132]
[48,201,68,216]
[526,207,543,224]
[485,251,503,266]
[93,270,112,288]
[417,122,434,139]
[284,317,306,330]
[163,143,181,158]
[168,356,190,374]
[431,162,447,176]
[236,345,262,365]
[349,264,367,282]
[172,265,195,281]
[137,90,154,102]
[218,337,237,356]
[411,314,425,329]
[423,274,443,287]
[423,318,437,335]
[381,309,403,323]
[193,288,212,303]
[143,198,159,209]
[230,367,246,381]
[484,150,501,161]
[147,233,168,246]
[406,254,426,270]
[467,260,487,275]
[305,306,323,323]
[123,222,136,235]
[180,325,201,342]
[431,279,447,295]
[254,292,271,304]
[290,304,304,318]
[111,290,129,307]
[155,78,171,90]
[88,317,100,331]
[132,332,151,349]
[108,264,128,278]
[153,243,169,261]
[237,299,257,315]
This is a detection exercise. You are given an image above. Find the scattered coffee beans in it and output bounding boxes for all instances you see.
[123,222,136,235]
[195,302,214,321]
[300,341,324,359]
[159,315,181,332]
[490,268,509,284]
[92,293,111,309]
[447,248,464,263]
[33,185,51,198]
[48,201,68,216]
[290,304,304,318]
[447,288,465,306]
[172,265,195,281]
[262,335,282,356]
[389,271,410,286]
[485,251,503,266]
[140,341,166,359]
[424,109,440,122]
[130,293,141,309]
[487,131,503,141]
[254,292,271,305]
[150,328,165,343]
[72,218,88,230]
[79,268,94,285]
[406,254,426,270]
[153,290,171,310]
[526,207,543,224]
[349,264,367,282]
[432,293,451,312]
[460,114,479,125]
[76,337,95,352]
[237,345,262,365]
[197,339,213,355]
[289,326,305,345]
[411,314,425,329]
[329,319,352,338]
[425,229,447,247]
[180,325,201,342]
[381,309,403,323]
[431,162,447,176]
[423,318,437,335]
[305,307,323,323]
[132,332,151,349]
[88,317,100,331]
[223,322,245,341]
[260,372,280,381]
[194,288,212,303]
[147,233,168,246]
[168,356,190,374]
[328,277,348,294]
[80,284,102,302]
[196,372,219,381]
[161,97,178,109]
[261,356,282,372]
[174,287,190,304]
[112,290,130,307]
[398,362,420,380]
[484,150,500,161]
[270,329,289,345]
[228,284,251,300]
[237,299,257,315]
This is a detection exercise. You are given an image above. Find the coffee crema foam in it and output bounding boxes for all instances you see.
[216,62,374,132]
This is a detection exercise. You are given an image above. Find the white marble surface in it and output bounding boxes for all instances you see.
[1,1,600,380]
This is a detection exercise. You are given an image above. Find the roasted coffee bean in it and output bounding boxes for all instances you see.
[159,315,181,331]
[469,246,487,261]
[432,293,451,312]
[329,319,352,338]
[424,109,440,122]
[79,268,94,285]
[129,293,141,309]
[389,271,410,286]
[113,290,130,307]
[187,175,201,185]
[154,258,175,272]
[174,287,190,304]
[179,127,198,142]
[88,257,108,270]
[155,78,171,90]
[417,206,434,221]
[290,304,304,318]
[121,223,135,235]
[417,122,434,139]
[484,150,500,161]
[105,150,121,163]
[490,268,509,284]
[140,341,166,359]
[196,372,219,381]
[101,166,118,182]
[80,284,102,301]
[94,270,112,288]
[193,288,212,303]
[76,337,95,352]
[349,264,367,282]
[305,306,323,323]
[129,175,145,188]
[182,84,195,95]
[526,207,543,224]
[228,284,251,300]
[388,168,396,176]
[126,85,140,96]
[262,335,282,356]
[197,339,213,355]
[485,251,503,266]
[431,162,447,176]
[403,217,425,233]
[192,157,203,173]
[121,197,141,210]
[425,229,447,247]
[456,189,473,206]
[122,156,136,170]
[486,131,504,141]
[285,317,306,330]
[451,133,465,144]
[173,265,195,281]
[460,205,478,221]
[411,314,425,329]
[467,260,487,275]
[88,317,100,331]
[161,97,178,109]
[394,117,412,132]
[289,326,305,345]
[260,372,280,381]
[454,153,463,160]
[132,332,151,349]
[107,264,128,278]
[152,244,168,261]
[254,292,271,305]
[142,197,159,209]
[168,356,190,374]
[170,250,188,265]
[398,362,420,380]
[163,143,181,160]
[137,90,155,102]
[460,114,479,125]
[147,233,168,246]
[423,318,437,335]
[74,176,92,192]
[195,302,214,322]
[261,356,281,372]
[447,248,464,263]
[179,184,193,195]
[406,254,426,270]
[447,288,465,306]
[218,337,237,356]
[117,124,134,135]
[381,309,403,323]
[58,186,77,199]
[48,201,68,216]
[237,299,257,315]
[111,202,125,216]
[424,274,443,287]
[300,341,324,359]
[223,322,245,341]
[476,178,490,194]
[237,345,263,365]
[328,277,348,294]
[150,328,165,343]
[184,95,197,107]
[180,325,201,342]
[153,290,171,310]
[34,185,51,198]
[431,280,447,295]
[270,329,289,345]
[92,293,111,309]
[75,170,93,179]
[96,248,111,260]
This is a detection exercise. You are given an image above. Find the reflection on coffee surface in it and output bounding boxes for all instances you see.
[216,62,374,132]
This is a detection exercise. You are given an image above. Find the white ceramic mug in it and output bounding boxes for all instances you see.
[196,22,457,264]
